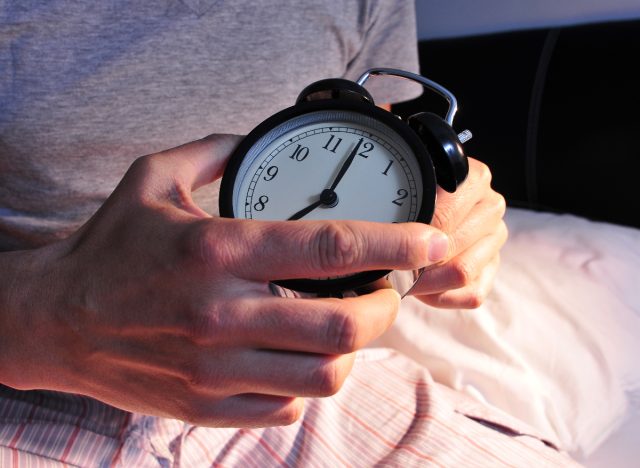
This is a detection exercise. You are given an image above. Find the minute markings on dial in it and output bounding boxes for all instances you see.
[243,125,418,220]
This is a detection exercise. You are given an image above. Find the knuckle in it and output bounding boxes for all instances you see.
[182,306,224,345]
[432,205,455,232]
[308,359,343,396]
[464,287,487,309]
[182,222,232,271]
[494,192,507,217]
[183,365,207,391]
[181,359,217,391]
[181,298,250,346]
[448,258,475,288]
[129,154,166,185]
[128,154,155,174]
[326,305,360,354]
[121,155,162,202]
[278,400,304,426]
[313,222,362,272]
[474,160,493,186]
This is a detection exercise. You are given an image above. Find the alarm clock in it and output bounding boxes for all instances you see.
[219,68,471,295]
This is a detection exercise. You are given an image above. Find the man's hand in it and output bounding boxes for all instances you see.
[411,157,508,309]
[0,135,449,427]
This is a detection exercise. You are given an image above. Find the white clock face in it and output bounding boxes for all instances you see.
[232,110,424,223]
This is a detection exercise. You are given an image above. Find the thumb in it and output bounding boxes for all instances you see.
[156,134,243,191]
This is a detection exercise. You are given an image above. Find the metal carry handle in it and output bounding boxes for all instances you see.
[356,68,459,126]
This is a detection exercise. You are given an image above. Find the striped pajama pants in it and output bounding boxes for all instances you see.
[0,349,579,467]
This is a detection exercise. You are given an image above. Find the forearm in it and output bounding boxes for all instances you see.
[0,134,446,425]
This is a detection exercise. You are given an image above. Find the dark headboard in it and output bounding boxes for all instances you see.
[393,19,640,228]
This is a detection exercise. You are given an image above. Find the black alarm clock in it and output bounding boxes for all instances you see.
[219,68,471,295]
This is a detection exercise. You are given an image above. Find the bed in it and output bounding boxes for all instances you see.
[383,11,640,466]
[377,207,640,465]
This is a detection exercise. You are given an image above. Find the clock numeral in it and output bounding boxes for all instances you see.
[289,144,309,161]
[253,195,269,211]
[382,160,394,175]
[322,134,343,153]
[263,165,279,181]
[358,142,374,158]
[392,189,408,206]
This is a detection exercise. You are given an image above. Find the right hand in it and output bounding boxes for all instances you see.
[0,134,449,427]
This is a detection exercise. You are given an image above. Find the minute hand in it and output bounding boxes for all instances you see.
[328,138,364,191]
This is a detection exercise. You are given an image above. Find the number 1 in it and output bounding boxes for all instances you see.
[382,160,394,175]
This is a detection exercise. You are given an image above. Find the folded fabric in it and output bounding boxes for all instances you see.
[373,207,640,463]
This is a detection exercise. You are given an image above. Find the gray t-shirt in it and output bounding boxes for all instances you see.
[0,0,421,251]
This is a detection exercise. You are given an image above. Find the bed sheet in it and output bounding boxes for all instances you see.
[372,207,640,465]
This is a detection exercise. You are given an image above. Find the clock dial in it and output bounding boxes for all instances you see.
[232,110,423,223]
[218,71,468,294]
[220,103,438,294]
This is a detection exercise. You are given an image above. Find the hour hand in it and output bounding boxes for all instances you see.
[287,198,323,220]
[287,189,338,220]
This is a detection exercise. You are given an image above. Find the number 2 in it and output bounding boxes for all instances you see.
[392,189,408,206]
[358,142,374,158]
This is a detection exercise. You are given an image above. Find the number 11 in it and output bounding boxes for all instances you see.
[323,135,343,153]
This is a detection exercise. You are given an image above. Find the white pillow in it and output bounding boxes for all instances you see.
[373,207,640,463]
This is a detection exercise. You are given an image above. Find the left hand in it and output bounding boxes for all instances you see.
[410,157,508,309]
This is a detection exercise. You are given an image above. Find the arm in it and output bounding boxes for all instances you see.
[0,134,449,427]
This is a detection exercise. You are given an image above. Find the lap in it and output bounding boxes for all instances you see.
[0,349,578,467]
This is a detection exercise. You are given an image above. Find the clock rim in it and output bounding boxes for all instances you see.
[219,99,437,294]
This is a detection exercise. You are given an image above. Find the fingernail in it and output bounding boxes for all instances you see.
[428,234,449,263]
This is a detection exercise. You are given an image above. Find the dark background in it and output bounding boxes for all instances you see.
[393,19,640,228]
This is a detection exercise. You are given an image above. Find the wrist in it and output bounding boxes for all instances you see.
[0,244,68,390]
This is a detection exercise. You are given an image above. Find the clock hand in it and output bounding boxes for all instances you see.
[328,138,364,191]
[288,189,339,220]
[288,139,363,221]
[288,198,323,220]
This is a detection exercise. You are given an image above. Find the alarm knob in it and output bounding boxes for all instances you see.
[408,112,469,193]
[296,78,374,105]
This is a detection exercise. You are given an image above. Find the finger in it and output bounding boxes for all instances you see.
[152,134,243,190]
[206,288,400,353]
[108,289,400,370]
[82,362,306,428]
[444,191,506,259]
[187,394,304,428]
[417,254,501,309]
[431,158,492,234]
[104,338,356,399]
[412,221,507,295]
[203,351,356,398]
[196,218,449,281]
